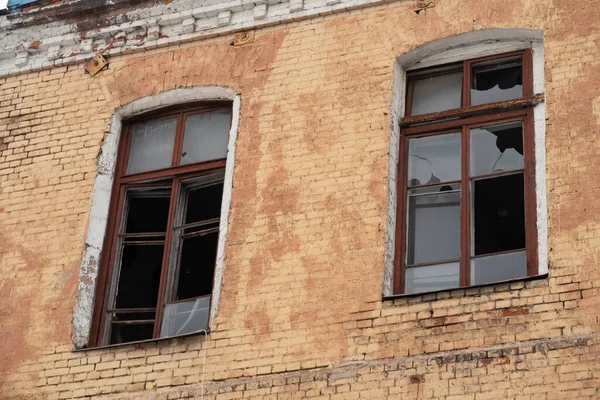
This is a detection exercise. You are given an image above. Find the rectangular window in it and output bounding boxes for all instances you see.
[90,103,231,346]
[395,50,538,295]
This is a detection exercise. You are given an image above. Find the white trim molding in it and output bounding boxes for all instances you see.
[1,0,400,78]
[384,29,547,296]
[72,86,241,349]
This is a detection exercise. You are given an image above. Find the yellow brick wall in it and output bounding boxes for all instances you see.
[1,0,600,398]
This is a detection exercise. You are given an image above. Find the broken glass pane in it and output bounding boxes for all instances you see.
[408,133,461,186]
[471,56,522,106]
[180,109,231,165]
[411,72,463,115]
[160,296,210,338]
[471,250,526,285]
[472,173,525,256]
[407,185,461,265]
[176,231,218,300]
[405,262,460,294]
[126,118,177,175]
[470,122,524,177]
[125,190,171,233]
[114,244,164,309]
[184,182,224,224]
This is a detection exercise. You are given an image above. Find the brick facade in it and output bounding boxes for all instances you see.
[1,0,600,398]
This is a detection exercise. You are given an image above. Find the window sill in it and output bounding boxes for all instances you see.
[383,273,548,301]
[74,329,210,352]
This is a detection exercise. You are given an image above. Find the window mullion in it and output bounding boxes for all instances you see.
[119,125,134,180]
[462,60,471,108]
[393,134,409,294]
[522,48,534,97]
[152,178,181,338]
[96,184,127,346]
[405,79,415,117]
[460,125,471,287]
[523,109,538,276]
[172,113,185,167]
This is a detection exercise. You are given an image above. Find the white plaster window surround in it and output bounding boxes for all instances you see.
[72,86,241,349]
[383,29,547,296]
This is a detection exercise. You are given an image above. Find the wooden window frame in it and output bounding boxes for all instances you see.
[393,50,540,295]
[88,101,231,347]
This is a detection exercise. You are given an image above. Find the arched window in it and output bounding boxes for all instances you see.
[385,30,547,296]
[73,87,241,349]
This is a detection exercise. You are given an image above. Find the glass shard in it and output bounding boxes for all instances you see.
[471,56,522,106]
[405,262,460,294]
[411,72,463,115]
[114,244,164,309]
[470,122,524,177]
[126,118,177,175]
[407,185,461,265]
[408,132,461,186]
[180,109,231,165]
[160,296,211,338]
[472,173,525,256]
[471,250,527,285]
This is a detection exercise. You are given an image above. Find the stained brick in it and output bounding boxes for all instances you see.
[0,0,599,399]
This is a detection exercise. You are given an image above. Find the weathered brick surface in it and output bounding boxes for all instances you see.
[1,0,600,398]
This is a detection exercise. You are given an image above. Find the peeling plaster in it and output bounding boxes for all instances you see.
[72,86,241,349]
[383,29,547,296]
[0,0,407,77]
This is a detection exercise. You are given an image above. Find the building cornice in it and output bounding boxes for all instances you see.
[0,0,401,78]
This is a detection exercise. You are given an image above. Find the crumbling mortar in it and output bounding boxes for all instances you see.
[110,332,600,399]
[0,0,409,78]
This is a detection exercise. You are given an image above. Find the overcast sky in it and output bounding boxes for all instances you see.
[1,0,8,10]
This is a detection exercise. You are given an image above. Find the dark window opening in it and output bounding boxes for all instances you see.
[473,173,525,256]
[114,244,164,309]
[185,182,224,223]
[125,193,171,233]
[177,232,219,300]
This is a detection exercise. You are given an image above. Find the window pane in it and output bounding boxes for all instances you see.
[180,109,231,165]
[114,244,164,308]
[473,173,525,256]
[160,296,210,338]
[408,133,461,186]
[471,56,522,106]
[471,250,526,285]
[405,262,460,294]
[110,323,154,345]
[126,118,177,175]
[185,182,224,224]
[125,190,171,233]
[407,185,460,265]
[470,122,524,177]
[411,72,462,115]
[176,232,218,300]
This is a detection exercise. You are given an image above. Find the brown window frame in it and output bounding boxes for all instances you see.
[88,101,232,347]
[393,50,541,295]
